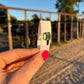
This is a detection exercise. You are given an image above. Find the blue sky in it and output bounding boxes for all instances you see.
[0,0,84,20]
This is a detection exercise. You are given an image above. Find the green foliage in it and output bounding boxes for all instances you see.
[0,4,5,6]
[51,42,63,47]
[55,0,84,14]
[46,17,50,21]
[82,11,84,14]
[51,40,70,48]
[31,14,40,23]
[11,16,18,24]
[0,4,18,24]
[28,20,34,25]
[0,4,7,24]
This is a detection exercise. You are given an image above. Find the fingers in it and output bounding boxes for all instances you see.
[8,50,49,84]
[0,48,40,69]
[5,59,29,72]
[6,61,24,72]
[0,57,6,69]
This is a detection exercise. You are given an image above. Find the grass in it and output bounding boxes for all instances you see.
[50,40,71,48]
[0,32,7,34]
[0,32,8,38]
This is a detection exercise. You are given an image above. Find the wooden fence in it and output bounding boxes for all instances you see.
[0,6,84,50]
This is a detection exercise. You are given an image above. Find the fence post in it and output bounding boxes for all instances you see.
[7,9,13,50]
[77,16,79,39]
[49,13,52,43]
[64,15,66,42]
[82,18,84,37]
[80,18,82,37]
[40,14,42,20]
[71,16,73,40]
[25,11,29,48]
[49,13,51,21]
[57,14,61,43]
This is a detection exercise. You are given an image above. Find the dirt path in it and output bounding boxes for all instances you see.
[30,38,84,84]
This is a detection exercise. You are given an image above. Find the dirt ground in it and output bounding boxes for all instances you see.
[29,38,84,84]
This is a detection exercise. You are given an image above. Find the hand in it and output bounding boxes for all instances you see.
[0,48,49,84]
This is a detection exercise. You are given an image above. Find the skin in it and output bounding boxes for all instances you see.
[0,48,45,84]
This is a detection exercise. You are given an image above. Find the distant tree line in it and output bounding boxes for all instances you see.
[0,4,18,24]
[0,4,50,25]
[55,0,84,14]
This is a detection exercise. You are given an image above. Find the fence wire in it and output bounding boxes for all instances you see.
[0,7,84,52]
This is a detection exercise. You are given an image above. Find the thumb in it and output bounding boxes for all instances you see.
[8,50,49,84]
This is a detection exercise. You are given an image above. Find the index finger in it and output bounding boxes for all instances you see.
[0,48,40,69]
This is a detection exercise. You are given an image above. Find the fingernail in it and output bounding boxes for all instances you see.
[42,50,49,61]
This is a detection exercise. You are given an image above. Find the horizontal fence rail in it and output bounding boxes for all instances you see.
[0,6,84,17]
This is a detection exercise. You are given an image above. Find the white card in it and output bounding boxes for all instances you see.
[37,20,52,51]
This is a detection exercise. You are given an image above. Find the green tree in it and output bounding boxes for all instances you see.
[82,11,84,14]
[0,4,18,24]
[11,16,18,24]
[28,20,34,25]
[0,4,7,24]
[31,14,39,23]
[46,17,50,21]
[55,0,84,14]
